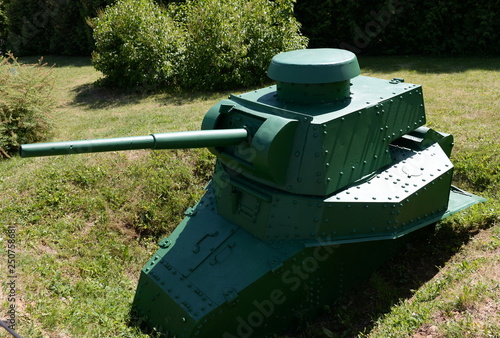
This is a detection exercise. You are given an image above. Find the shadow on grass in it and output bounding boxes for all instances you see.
[359,55,500,74]
[70,82,147,109]
[69,54,499,110]
[282,221,486,337]
[18,55,92,68]
[70,80,254,110]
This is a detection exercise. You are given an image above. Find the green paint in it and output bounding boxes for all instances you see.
[20,49,485,337]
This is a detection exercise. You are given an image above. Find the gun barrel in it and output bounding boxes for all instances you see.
[20,129,248,158]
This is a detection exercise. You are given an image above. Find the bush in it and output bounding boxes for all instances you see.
[0,54,55,158]
[173,0,308,90]
[90,0,184,90]
[91,0,307,91]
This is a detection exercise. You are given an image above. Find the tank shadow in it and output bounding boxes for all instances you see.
[280,222,480,337]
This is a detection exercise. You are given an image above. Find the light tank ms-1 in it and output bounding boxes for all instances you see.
[21,49,484,337]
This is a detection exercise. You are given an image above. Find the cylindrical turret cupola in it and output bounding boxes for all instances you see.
[267,48,360,104]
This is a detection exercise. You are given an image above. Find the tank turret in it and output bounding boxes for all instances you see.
[20,49,484,337]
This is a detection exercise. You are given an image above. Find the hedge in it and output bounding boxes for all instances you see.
[295,0,499,55]
[4,0,115,56]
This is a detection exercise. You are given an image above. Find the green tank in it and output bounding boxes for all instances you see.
[20,49,484,337]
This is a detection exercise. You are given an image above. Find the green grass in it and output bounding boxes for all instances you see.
[0,55,499,337]
[0,56,224,337]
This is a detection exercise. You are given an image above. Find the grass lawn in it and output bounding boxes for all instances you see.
[0,55,498,337]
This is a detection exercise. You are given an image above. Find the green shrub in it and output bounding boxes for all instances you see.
[0,54,55,158]
[174,0,308,90]
[90,0,184,90]
[90,0,307,91]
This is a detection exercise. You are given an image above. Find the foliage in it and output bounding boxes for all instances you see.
[295,0,499,55]
[173,0,308,90]
[0,54,55,158]
[2,0,498,58]
[0,0,7,52]
[91,0,307,91]
[4,0,115,56]
[294,0,354,50]
[90,0,184,90]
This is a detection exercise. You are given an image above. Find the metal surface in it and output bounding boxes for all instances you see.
[267,48,360,103]
[20,129,248,157]
[20,48,485,337]
[267,48,360,83]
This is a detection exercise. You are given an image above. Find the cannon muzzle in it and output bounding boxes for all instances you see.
[20,129,248,158]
